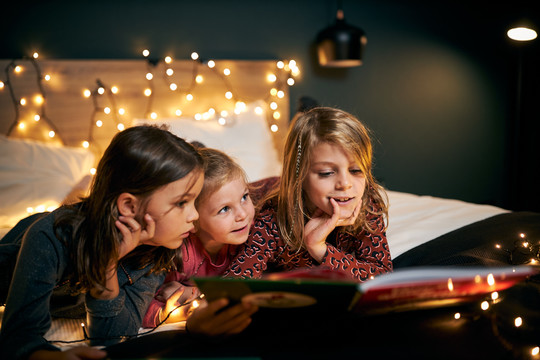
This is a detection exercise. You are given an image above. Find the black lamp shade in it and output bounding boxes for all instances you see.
[316,18,367,67]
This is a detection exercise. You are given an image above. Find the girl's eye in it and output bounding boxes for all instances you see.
[318,171,334,177]
[241,193,250,202]
[177,200,187,208]
[350,169,363,175]
[218,206,230,214]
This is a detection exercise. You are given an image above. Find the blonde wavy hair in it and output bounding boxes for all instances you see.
[276,107,388,251]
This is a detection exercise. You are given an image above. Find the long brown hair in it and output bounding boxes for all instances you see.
[55,125,203,293]
[276,107,388,251]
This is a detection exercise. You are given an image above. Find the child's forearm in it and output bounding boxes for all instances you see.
[90,264,120,300]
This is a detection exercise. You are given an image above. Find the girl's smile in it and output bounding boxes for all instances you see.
[303,142,365,220]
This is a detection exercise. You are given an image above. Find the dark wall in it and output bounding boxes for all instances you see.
[1,0,538,211]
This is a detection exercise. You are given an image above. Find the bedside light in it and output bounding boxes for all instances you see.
[315,3,367,68]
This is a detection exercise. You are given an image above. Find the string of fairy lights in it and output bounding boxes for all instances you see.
[1,53,64,143]
[1,50,300,153]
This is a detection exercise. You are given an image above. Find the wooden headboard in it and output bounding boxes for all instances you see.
[0,58,295,160]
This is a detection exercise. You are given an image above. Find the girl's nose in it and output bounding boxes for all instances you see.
[336,173,352,190]
[188,205,199,223]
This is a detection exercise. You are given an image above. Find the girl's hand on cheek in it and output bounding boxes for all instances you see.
[115,214,155,259]
[304,199,341,262]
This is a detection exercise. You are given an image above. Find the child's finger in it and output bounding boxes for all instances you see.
[168,286,186,306]
[141,213,155,241]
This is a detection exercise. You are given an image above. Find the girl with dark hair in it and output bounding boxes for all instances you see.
[0,126,252,360]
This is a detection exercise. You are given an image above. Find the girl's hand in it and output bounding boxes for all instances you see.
[29,347,107,359]
[185,298,258,336]
[115,214,155,259]
[304,198,341,262]
[156,281,184,303]
[160,285,202,324]
[304,198,360,262]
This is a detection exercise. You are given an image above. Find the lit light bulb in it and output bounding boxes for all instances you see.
[96,120,103,127]
[255,106,264,115]
[34,94,44,105]
[14,65,22,73]
[514,317,523,327]
[487,274,495,286]
[144,88,152,96]
[48,131,55,138]
[507,27,537,41]
[150,112,158,119]
[32,52,39,59]
[82,141,89,148]
[18,122,25,130]
[196,75,203,83]
[142,49,150,57]
[117,123,125,131]
[34,115,40,121]
[166,68,174,76]
[175,109,182,116]
[223,68,231,76]
[270,124,279,132]
[191,52,199,60]
[277,90,285,98]
[111,86,119,94]
[207,60,215,68]
[164,56,172,64]
[186,94,194,101]
[90,168,97,175]
[169,83,177,91]
[83,89,92,98]
[225,91,233,99]
[267,74,277,82]
[277,61,284,69]
[20,98,27,105]
[118,108,125,115]
[97,87,105,95]
[146,72,153,80]
[454,313,461,320]
[481,301,489,311]
[44,74,51,81]
[273,111,281,120]
[270,102,278,110]
[104,107,111,114]
[0,81,4,89]
[287,78,295,86]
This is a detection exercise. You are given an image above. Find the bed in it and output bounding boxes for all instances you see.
[1,58,539,357]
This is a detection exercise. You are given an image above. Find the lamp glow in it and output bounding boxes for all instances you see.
[507,27,537,41]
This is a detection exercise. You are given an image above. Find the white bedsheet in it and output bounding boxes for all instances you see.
[386,190,508,259]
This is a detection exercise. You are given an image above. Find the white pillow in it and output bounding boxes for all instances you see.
[133,100,282,182]
[0,135,95,228]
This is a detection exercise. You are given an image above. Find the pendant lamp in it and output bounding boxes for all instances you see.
[316,5,367,68]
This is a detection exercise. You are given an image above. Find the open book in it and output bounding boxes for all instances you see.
[194,265,537,314]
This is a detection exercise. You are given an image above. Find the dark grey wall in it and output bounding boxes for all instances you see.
[2,0,538,211]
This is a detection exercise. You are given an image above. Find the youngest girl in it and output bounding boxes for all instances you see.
[143,147,257,328]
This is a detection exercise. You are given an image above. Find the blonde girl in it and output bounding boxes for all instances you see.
[225,107,393,282]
